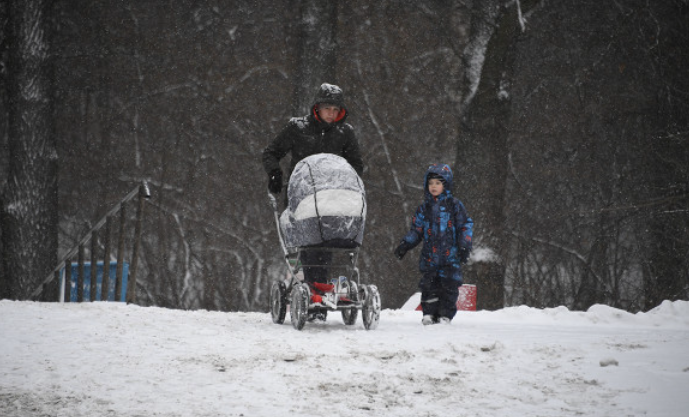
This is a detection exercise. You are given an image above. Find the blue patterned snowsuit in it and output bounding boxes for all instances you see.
[400,164,473,320]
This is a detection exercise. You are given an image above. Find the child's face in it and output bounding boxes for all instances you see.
[428,178,444,197]
[317,104,341,123]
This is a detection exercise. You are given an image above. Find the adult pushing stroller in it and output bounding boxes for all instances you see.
[268,153,381,330]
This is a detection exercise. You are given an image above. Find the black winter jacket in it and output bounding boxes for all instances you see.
[262,88,364,178]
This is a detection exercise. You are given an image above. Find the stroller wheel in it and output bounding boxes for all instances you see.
[361,285,381,330]
[290,283,310,330]
[341,280,359,325]
[270,281,287,324]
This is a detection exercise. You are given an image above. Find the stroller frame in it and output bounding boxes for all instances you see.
[268,193,380,330]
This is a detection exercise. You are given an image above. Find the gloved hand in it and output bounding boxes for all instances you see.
[268,169,283,194]
[459,248,470,265]
[394,241,410,260]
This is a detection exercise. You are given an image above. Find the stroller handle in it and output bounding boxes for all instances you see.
[268,191,290,259]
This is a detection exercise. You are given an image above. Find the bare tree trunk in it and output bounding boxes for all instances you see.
[292,0,339,114]
[635,1,689,310]
[0,1,8,298]
[644,135,689,309]
[456,0,517,310]
[1,0,57,300]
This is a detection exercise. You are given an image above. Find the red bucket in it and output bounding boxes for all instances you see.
[456,284,477,311]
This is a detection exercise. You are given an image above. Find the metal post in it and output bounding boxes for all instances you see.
[102,216,112,301]
[55,270,61,302]
[64,260,72,303]
[90,230,98,301]
[77,244,85,302]
[127,182,150,304]
[115,203,126,302]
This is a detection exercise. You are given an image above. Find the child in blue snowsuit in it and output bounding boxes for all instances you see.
[394,164,473,325]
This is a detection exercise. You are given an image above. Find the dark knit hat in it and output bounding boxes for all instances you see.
[313,83,346,108]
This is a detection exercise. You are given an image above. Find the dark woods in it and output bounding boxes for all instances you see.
[1,0,687,312]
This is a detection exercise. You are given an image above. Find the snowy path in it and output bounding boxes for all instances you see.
[1,300,688,416]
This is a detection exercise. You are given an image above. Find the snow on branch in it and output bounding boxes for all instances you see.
[515,0,527,32]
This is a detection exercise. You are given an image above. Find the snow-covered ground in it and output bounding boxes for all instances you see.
[1,299,688,417]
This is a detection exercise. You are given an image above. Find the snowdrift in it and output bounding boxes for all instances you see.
[1,300,688,417]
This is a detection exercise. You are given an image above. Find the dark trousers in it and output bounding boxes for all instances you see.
[419,271,460,320]
[301,250,332,284]
[300,239,358,284]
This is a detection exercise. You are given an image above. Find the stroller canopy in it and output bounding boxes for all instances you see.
[280,153,366,248]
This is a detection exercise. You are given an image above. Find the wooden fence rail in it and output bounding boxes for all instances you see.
[30,182,151,303]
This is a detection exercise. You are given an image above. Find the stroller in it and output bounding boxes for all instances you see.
[268,154,381,331]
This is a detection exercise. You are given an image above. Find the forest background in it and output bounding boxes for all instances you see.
[1,0,687,313]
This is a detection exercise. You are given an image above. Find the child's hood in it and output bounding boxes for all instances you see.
[423,163,454,200]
